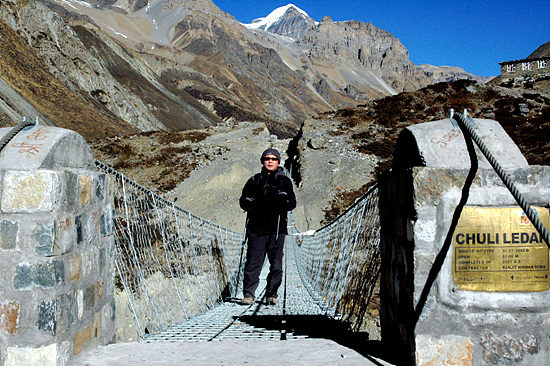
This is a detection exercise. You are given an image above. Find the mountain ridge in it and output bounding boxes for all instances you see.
[0,0,491,139]
[40,0,487,127]
[244,4,317,40]
[528,40,550,59]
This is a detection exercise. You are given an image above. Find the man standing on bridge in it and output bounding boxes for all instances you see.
[239,148,296,305]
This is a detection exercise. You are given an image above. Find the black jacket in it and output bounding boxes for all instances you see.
[239,167,296,235]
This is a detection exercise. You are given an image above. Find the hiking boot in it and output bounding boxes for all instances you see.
[240,297,254,305]
[266,297,277,305]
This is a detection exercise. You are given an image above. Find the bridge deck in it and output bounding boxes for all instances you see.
[143,240,328,342]
[75,239,394,366]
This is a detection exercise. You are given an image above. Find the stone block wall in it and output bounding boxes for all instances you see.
[499,57,550,80]
[0,126,115,365]
[380,118,550,365]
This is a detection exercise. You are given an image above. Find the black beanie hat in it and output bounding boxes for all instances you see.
[260,148,281,162]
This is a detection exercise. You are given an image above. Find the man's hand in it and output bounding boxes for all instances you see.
[242,197,255,211]
[277,190,288,206]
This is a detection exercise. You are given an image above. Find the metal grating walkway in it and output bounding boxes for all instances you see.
[143,240,328,342]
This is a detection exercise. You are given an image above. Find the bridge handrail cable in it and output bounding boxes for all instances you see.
[452,112,550,247]
[291,184,381,330]
[95,159,245,336]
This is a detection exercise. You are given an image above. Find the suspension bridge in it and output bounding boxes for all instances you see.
[91,160,382,350]
[2,113,549,366]
[67,158,387,365]
[77,112,550,366]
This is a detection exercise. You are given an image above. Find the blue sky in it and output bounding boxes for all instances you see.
[214,0,550,77]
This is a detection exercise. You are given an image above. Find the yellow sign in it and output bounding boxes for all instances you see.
[453,206,550,292]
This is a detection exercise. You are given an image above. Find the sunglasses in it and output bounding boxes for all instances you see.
[263,157,279,161]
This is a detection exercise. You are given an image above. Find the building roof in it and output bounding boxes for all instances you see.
[499,56,550,66]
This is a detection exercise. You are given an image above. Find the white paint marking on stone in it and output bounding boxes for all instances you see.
[4,344,57,366]
[1,171,60,213]
[415,219,436,242]
[78,289,84,319]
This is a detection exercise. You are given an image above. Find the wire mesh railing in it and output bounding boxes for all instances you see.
[96,156,382,336]
[96,161,245,336]
[292,184,381,330]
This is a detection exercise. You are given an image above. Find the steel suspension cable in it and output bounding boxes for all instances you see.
[452,112,550,248]
[0,117,37,152]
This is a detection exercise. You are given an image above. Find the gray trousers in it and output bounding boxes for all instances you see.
[242,232,285,299]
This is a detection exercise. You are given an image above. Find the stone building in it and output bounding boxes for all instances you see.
[499,56,550,80]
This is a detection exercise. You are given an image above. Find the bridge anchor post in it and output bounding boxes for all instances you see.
[0,126,115,366]
[379,117,550,365]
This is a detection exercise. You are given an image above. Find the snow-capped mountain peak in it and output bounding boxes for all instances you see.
[243,4,317,40]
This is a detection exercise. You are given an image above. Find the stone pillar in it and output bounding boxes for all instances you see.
[0,125,115,365]
[379,118,550,365]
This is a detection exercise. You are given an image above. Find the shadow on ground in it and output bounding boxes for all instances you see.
[238,315,395,365]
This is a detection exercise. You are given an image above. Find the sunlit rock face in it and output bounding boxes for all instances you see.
[0,0,487,136]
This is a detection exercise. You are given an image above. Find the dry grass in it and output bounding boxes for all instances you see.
[91,130,226,194]
[320,79,550,221]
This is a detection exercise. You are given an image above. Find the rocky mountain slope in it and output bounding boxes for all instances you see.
[90,75,550,231]
[0,12,138,139]
[0,0,487,140]
[1,0,547,229]
[0,0,226,136]
[528,40,550,59]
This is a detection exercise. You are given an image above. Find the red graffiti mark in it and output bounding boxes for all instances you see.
[468,210,481,224]
[521,213,532,225]
[12,142,42,155]
[431,128,462,148]
[27,127,51,140]
[58,218,71,231]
